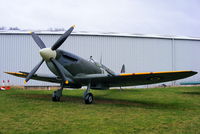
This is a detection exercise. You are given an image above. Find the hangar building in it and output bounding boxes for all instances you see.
[0,31,200,87]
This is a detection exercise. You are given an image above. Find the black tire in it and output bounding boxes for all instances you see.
[52,96,60,102]
[52,91,60,102]
[52,96,57,101]
[84,93,93,104]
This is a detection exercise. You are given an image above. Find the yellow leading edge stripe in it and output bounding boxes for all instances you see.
[5,72,27,76]
[119,71,192,76]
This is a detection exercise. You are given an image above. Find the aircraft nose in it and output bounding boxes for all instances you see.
[39,48,56,61]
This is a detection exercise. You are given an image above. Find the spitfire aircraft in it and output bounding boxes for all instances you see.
[6,25,197,104]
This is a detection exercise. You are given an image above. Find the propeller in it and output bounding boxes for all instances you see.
[24,25,75,84]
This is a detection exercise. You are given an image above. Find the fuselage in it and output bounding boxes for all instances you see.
[46,49,102,77]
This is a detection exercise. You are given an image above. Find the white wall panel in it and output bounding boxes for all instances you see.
[174,40,200,83]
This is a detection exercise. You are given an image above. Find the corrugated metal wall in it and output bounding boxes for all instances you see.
[0,32,200,87]
[174,40,200,83]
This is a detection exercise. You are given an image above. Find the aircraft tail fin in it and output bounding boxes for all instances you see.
[120,64,125,73]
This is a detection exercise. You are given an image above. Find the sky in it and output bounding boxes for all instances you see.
[0,0,200,37]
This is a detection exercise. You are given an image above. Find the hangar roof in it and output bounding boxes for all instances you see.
[0,30,200,41]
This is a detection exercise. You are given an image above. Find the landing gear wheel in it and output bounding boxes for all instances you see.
[84,93,93,104]
[52,96,60,102]
[52,91,60,102]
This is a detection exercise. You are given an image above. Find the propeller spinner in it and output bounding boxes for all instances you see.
[39,48,56,61]
[24,25,75,84]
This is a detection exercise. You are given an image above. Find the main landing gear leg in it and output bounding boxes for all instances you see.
[52,83,64,102]
[83,83,93,104]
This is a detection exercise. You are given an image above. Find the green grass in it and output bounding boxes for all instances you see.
[0,87,200,134]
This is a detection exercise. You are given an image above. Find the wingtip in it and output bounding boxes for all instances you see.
[4,72,15,75]
[192,71,198,75]
[4,72,26,76]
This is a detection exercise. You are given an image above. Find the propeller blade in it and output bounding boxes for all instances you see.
[51,25,75,50]
[31,32,46,49]
[25,59,44,83]
[50,58,73,84]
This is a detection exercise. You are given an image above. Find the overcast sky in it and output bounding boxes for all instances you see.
[0,0,200,37]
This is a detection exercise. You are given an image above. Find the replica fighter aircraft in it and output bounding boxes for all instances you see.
[5,25,197,104]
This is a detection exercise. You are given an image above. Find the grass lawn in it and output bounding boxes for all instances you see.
[0,86,200,134]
